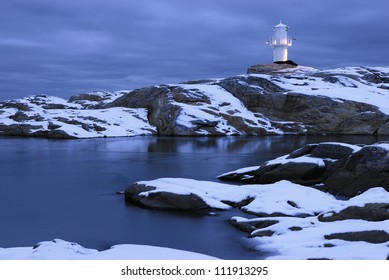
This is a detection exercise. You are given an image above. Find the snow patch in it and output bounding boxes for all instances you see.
[0,239,218,260]
[265,154,326,167]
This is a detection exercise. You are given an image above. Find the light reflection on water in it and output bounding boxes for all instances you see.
[0,135,387,259]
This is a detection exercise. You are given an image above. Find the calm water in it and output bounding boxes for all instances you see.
[0,135,387,259]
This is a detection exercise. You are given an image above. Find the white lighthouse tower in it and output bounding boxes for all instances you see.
[269,21,293,62]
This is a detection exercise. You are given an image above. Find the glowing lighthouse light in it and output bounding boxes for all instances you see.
[269,21,293,62]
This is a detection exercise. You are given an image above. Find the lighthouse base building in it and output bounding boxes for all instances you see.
[246,62,297,74]
[273,45,289,62]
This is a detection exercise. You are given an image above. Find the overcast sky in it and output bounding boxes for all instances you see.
[0,0,388,100]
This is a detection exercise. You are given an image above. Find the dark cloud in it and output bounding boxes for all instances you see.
[0,0,388,100]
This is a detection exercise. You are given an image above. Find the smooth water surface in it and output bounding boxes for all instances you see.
[0,135,387,259]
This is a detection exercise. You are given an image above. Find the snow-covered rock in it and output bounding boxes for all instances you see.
[108,83,283,136]
[0,94,156,138]
[219,142,358,186]
[219,141,389,197]
[1,65,389,138]
[125,177,389,260]
[0,239,218,260]
[126,178,341,216]
[231,215,389,260]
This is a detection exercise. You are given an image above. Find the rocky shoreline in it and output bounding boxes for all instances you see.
[1,64,389,138]
[125,141,389,260]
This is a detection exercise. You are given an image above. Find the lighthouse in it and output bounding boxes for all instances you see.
[269,21,293,63]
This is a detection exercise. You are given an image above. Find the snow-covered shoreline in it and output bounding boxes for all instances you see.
[126,178,389,260]
[124,140,389,260]
[1,65,389,138]
[0,239,218,260]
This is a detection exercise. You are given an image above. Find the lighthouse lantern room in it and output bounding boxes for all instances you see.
[269,21,293,62]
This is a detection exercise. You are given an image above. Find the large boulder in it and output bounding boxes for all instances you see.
[249,161,325,185]
[220,141,389,197]
[324,144,389,196]
[125,183,213,211]
[219,142,359,186]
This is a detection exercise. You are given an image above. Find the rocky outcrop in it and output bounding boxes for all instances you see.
[219,142,389,197]
[1,65,389,138]
[219,142,356,185]
[107,84,280,136]
[108,86,186,136]
[246,63,297,74]
[218,75,388,135]
[124,178,389,259]
[0,94,156,138]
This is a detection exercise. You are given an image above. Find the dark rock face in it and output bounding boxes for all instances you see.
[1,101,32,111]
[108,86,186,136]
[324,145,389,196]
[218,76,387,135]
[292,143,356,159]
[319,203,389,222]
[247,63,297,74]
[9,111,32,122]
[228,219,279,233]
[68,91,118,109]
[251,161,325,185]
[0,123,76,138]
[125,183,211,211]
[0,123,44,136]
[69,92,108,103]
[46,129,76,139]
[325,231,389,244]
[251,230,275,237]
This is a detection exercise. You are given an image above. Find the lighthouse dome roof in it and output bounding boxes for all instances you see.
[274,21,288,28]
